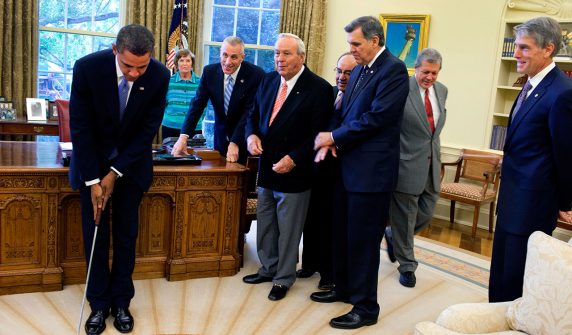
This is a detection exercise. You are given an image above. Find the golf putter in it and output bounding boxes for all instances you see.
[77,206,102,335]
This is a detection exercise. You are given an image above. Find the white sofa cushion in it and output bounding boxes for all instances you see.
[507,231,572,335]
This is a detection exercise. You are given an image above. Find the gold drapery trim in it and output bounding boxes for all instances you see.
[279,0,327,74]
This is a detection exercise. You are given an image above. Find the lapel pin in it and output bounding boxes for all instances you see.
[139,87,144,91]
[296,91,300,94]
[240,79,244,83]
[534,93,538,97]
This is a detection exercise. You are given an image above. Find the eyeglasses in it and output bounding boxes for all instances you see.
[334,67,353,76]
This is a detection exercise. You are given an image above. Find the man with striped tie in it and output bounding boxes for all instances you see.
[171,36,264,164]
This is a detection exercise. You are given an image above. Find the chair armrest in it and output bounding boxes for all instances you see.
[436,302,514,333]
[440,157,462,182]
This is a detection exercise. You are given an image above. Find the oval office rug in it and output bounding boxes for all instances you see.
[0,225,489,335]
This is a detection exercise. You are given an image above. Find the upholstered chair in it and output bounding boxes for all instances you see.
[415,231,572,335]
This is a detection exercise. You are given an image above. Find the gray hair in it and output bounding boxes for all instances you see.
[277,33,306,55]
[414,48,443,69]
[514,17,562,57]
[344,16,385,47]
[222,36,245,54]
[115,24,155,56]
[174,48,196,71]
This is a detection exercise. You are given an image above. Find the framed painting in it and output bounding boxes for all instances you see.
[379,14,430,74]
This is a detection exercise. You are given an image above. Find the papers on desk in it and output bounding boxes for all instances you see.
[59,142,73,151]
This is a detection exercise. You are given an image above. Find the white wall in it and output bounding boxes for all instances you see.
[322,0,507,150]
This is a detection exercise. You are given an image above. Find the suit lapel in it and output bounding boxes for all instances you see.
[409,77,433,135]
[505,68,557,149]
[343,50,389,118]
[434,83,446,133]
[269,69,310,129]
[227,65,247,115]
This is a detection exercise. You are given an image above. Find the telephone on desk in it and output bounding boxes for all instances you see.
[153,135,204,165]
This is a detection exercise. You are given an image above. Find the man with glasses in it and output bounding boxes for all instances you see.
[297,52,356,291]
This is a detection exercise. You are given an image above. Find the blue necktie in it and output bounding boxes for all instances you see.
[118,77,129,121]
[224,76,234,114]
[511,80,532,121]
[351,66,369,99]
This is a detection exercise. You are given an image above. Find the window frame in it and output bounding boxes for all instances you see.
[202,0,279,69]
[37,0,126,100]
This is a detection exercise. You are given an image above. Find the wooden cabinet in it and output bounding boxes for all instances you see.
[487,2,572,151]
[0,141,247,294]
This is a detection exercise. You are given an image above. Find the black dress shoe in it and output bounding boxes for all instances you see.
[295,268,316,278]
[268,284,289,301]
[85,309,109,335]
[112,307,134,333]
[399,271,416,288]
[310,290,348,303]
[318,278,335,291]
[385,227,397,263]
[330,311,377,329]
[243,273,273,284]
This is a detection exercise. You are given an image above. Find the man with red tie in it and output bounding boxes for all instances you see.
[385,48,448,288]
[242,33,332,301]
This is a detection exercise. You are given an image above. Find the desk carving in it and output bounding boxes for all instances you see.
[0,142,247,295]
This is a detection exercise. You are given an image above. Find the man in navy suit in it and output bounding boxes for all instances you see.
[171,36,264,164]
[69,24,170,334]
[312,16,409,329]
[297,52,356,290]
[489,16,572,303]
[242,33,333,301]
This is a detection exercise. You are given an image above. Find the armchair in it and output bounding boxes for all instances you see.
[415,231,572,335]
[439,149,502,238]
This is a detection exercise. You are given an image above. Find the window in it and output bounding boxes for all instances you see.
[38,0,123,101]
[204,0,281,72]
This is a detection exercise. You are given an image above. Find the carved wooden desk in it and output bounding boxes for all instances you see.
[0,141,247,294]
[0,118,59,136]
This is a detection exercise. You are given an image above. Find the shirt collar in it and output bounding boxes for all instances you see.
[528,62,556,89]
[225,64,242,83]
[367,46,386,68]
[174,71,197,83]
[281,65,305,88]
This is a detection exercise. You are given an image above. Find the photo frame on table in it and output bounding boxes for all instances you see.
[0,101,16,120]
[556,23,572,58]
[379,14,430,74]
[26,98,48,121]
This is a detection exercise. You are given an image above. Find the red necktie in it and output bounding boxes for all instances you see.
[424,89,435,133]
[269,82,287,125]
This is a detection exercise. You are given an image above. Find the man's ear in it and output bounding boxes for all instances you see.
[112,43,118,55]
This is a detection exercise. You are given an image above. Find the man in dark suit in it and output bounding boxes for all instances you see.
[171,36,264,164]
[69,24,170,334]
[386,48,448,288]
[242,33,333,301]
[297,52,356,291]
[312,16,409,329]
[489,16,572,303]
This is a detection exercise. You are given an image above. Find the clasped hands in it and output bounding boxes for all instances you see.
[90,171,118,221]
[314,132,337,162]
[247,134,295,173]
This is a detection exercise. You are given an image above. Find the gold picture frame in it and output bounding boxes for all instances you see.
[379,14,430,74]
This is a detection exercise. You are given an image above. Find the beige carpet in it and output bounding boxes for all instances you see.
[0,228,489,335]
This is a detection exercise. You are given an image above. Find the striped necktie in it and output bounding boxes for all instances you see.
[118,77,129,121]
[224,76,234,114]
[511,80,532,121]
[269,82,287,125]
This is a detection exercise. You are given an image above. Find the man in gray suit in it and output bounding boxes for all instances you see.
[386,48,448,288]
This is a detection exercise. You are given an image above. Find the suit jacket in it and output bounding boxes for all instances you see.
[181,61,264,159]
[331,49,409,193]
[395,76,448,195]
[497,66,572,234]
[69,49,170,192]
[246,67,333,193]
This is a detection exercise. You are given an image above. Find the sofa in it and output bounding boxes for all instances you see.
[415,231,572,335]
